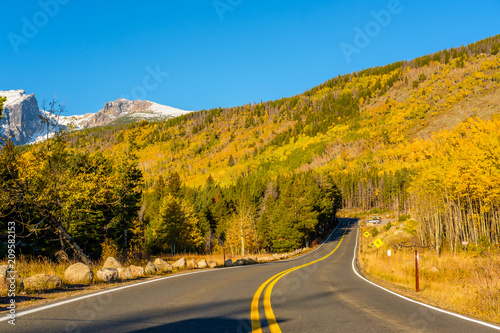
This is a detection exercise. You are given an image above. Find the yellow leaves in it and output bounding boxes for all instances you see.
[358,97,365,106]
[480,57,500,71]
[410,117,500,206]
[473,70,487,82]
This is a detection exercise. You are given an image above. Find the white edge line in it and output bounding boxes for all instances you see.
[0,220,342,322]
[351,223,500,331]
[0,269,213,322]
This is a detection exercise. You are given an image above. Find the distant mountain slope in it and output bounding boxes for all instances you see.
[59,99,191,129]
[60,34,500,188]
[0,90,191,145]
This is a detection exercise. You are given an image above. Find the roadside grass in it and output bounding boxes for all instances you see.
[358,220,500,324]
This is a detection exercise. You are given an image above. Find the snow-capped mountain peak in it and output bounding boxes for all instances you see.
[0,89,191,145]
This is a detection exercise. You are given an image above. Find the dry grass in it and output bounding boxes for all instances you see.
[415,78,500,140]
[358,223,500,324]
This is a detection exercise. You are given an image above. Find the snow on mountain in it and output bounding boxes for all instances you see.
[0,89,51,145]
[58,98,191,129]
[0,90,192,145]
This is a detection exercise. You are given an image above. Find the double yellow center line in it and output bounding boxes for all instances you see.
[250,223,349,332]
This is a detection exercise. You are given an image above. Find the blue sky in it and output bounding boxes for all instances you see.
[1,0,499,116]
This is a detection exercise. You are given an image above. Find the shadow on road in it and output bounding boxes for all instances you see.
[19,296,278,333]
[129,316,286,333]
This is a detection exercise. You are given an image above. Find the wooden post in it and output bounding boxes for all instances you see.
[415,249,419,292]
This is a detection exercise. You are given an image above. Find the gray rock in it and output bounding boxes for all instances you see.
[145,262,158,274]
[243,257,256,264]
[225,259,233,267]
[197,259,208,268]
[117,267,133,280]
[234,259,245,266]
[102,257,122,269]
[186,259,198,269]
[130,265,144,278]
[173,258,186,269]
[0,265,10,293]
[258,256,274,262]
[208,260,217,268]
[96,268,118,282]
[0,90,56,145]
[24,274,62,291]
[0,265,23,295]
[154,259,172,272]
[65,263,93,285]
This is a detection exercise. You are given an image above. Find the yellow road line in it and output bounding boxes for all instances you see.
[251,268,295,332]
[251,222,350,333]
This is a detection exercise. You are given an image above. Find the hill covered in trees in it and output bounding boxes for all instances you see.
[1,34,500,261]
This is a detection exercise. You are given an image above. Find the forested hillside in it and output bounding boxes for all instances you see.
[1,35,500,261]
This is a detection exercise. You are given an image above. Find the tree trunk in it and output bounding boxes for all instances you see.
[56,224,92,265]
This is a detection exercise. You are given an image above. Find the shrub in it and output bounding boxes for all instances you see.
[398,214,410,222]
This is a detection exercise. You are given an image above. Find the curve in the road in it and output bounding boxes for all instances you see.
[251,221,350,333]
[3,218,500,332]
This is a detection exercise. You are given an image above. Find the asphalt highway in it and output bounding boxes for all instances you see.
[2,218,499,332]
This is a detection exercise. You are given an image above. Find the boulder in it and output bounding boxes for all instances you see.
[117,267,133,280]
[154,259,173,272]
[173,258,186,269]
[102,257,122,269]
[258,256,274,263]
[224,259,233,267]
[0,265,9,279]
[186,259,198,269]
[64,263,93,285]
[130,265,144,278]
[243,257,256,264]
[96,268,118,282]
[429,267,439,274]
[145,262,158,274]
[23,274,62,291]
[197,259,208,268]
[0,265,18,294]
[0,265,23,294]
[234,259,245,266]
[208,260,217,268]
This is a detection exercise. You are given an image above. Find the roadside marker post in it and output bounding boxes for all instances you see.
[363,231,370,253]
[374,238,383,259]
[415,249,419,292]
[387,249,391,268]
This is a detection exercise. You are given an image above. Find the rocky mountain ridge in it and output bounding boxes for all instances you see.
[0,90,191,145]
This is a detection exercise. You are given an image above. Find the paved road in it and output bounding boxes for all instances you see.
[2,219,499,332]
